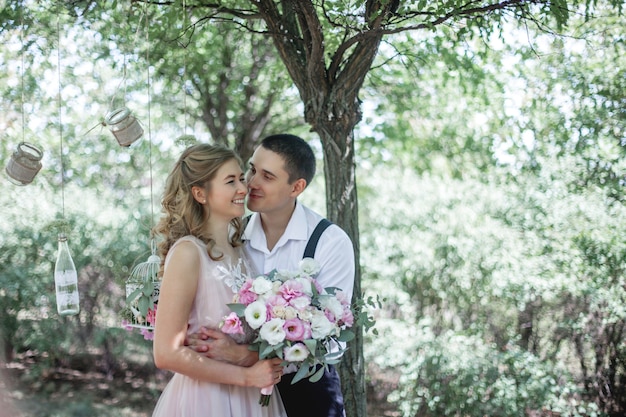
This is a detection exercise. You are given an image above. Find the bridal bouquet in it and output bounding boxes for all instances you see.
[220,258,355,406]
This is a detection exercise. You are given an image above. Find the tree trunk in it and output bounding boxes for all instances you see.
[316,122,364,417]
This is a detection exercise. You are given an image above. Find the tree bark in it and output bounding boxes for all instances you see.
[318,124,365,417]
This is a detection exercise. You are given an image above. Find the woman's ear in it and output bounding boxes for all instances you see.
[191,185,207,204]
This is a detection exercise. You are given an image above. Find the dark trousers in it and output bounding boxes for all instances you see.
[276,365,344,417]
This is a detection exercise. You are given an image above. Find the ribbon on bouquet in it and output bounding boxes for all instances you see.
[259,385,273,406]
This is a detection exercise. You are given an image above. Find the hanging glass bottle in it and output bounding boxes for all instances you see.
[54,233,80,316]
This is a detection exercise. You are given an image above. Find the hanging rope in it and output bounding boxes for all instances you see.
[56,9,66,221]
[20,3,25,143]
[145,5,155,231]
[182,0,188,134]
[108,54,128,112]
[109,8,145,113]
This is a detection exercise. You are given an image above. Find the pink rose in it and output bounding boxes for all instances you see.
[237,279,258,304]
[267,295,288,318]
[341,307,354,327]
[267,294,288,307]
[279,280,305,301]
[221,312,245,335]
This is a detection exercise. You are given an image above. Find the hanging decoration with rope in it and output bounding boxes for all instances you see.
[121,6,160,340]
[104,106,145,147]
[5,4,44,186]
[52,10,80,317]
[102,19,144,147]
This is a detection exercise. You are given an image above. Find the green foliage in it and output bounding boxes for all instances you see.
[126,280,156,319]
[358,28,506,177]
[359,148,626,414]
[478,12,626,202]
[388,326,598,417]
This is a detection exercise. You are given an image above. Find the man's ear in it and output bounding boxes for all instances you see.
[290,178,307,197]
[191,185,207,204]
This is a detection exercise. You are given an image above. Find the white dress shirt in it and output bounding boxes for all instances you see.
[243,201,355,301]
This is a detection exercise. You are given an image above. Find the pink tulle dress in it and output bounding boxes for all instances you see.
[152,236,286,417]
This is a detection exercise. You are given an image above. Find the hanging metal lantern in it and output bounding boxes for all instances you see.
[104,107,144,147]
[123,240,160,337]
[5,142,43,185]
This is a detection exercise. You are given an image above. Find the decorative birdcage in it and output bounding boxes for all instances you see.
[122,240,161,335]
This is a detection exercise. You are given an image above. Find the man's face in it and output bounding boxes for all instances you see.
[245,146,296,214]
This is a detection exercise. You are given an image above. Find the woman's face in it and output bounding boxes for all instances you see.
[205,159,247,221]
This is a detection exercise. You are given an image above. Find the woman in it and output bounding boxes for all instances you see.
[151,143,286,417]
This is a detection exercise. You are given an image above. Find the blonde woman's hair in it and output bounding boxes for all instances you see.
[153,143,244,275]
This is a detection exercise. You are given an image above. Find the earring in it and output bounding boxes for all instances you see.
[203,200,206,204]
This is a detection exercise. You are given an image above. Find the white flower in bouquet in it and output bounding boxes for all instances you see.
[309,310,337,339]
[244,300,268,330]
[319,295,344,321]
[290,295,311,311]
[283,306,298,320]
[298,257,321,276]
[259,318,286,345]
[276,269,298,280]
[284,343,311,362]
[294,277,314,296]
[252,276,274,296]
[271,304,287,319]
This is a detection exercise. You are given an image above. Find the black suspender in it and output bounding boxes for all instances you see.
[302,218,332,259]
[244,215,332,259]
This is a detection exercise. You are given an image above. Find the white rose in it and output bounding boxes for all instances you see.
[252,277,273,295]
[295,277,314,296]
[290,295,311,311]
[284,306,298,320]
[272,305,287,319]
[259,318,286,345]
[310,310,336,339]
[299,258,321,276]
[298,308,313,322]
[319,295,343,321]
[276,269,297,281]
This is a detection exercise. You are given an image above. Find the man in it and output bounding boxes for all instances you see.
[192,134,355,417]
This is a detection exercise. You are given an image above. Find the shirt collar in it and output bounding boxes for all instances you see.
[244,201,308,252]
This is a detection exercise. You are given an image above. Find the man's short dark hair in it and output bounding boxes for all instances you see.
[260,134,316,186]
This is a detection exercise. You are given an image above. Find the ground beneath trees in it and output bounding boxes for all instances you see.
[1,352,400,417]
